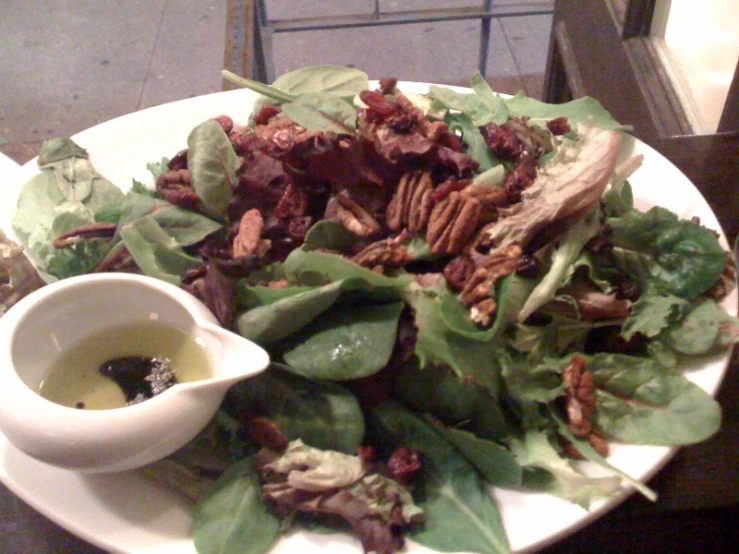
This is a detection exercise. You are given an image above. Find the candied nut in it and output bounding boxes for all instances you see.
[480,121,525,161]
[426,191,482,255]
[458,244,522,306]
[351,238,411,270]
[334,193,383,238]
[460,182,509,223]
[386,171,434,233]
[233,209,269,258]
[443,255,475,291]
[470,297,497,327]
[562,354,597,438]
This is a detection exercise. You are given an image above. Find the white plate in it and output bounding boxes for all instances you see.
[1,84,736,554]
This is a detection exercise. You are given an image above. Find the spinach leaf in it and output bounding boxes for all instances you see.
[394,361,509,442]
[302,219,359,252]
[226,364,365,453]
[550,408,657,501]
[236,279,344,344]
[660,299,734,354]
[281,92,357,133]
[424,418,522,487]
[271,65,369,99]
[11,138,125,277]
[504,93,629,130]
[370,400,511,554]
[119,216,202,284]
[193,457,281,554]
[283,245,411,290]
[607,206,726,299]
[588,353,721,445]
[281,300,404,380]
[187,119,238,221]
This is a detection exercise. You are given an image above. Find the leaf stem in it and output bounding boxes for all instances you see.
[221,70,296,103]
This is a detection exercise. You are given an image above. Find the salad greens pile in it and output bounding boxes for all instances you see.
[5,65,738,554]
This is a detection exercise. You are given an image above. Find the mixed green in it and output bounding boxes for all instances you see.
[4,65,738,554]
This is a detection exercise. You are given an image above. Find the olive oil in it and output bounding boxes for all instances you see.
[38,322,212,410]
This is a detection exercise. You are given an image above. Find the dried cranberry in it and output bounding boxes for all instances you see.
[253,105,281,126]
[547,117,571,136]
[359,89,396,118]
[480,122,525,161]
[287,216,312,241]
[274,183,309,218]
[212,115,234,134]
[386,446,421,485]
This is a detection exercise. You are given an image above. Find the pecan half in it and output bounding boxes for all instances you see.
[351,237,411,270]
[457,244,522,326]
[386,171,433,233]
[460,183,509,223]
[562,354,597,438]
[334,194,383,238]
[425,192,481,255]
[233,209,270,258]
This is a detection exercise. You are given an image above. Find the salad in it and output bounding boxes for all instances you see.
[2,65,738,554]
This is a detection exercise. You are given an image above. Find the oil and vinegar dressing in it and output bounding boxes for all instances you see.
[38,322,212,410]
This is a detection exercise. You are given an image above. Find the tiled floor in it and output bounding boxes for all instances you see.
[0,0,552,165]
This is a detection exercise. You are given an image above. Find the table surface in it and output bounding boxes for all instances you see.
[1,134,737,553]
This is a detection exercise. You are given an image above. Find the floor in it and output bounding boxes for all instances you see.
[0,0,552,166]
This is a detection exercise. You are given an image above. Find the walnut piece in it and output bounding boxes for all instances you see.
[425,191,481,255]
[386,171,434,233]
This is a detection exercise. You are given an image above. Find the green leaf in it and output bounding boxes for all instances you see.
[119,215,201,284]
[603,180,634,217]
[187,119,238,221]
[193,457,281,554]
[283,246,411,290]
[445,112,497,171]
[281,92,357,133]
[425,418,522,487]
[504,93,629,130]
[272,65,369,99]
[550,408,657,501]
[518,208,601,322]
[661,299,726,354]
[469,71,510,125]
[588,353,722,445]
[607,206,726,299]
[621,293,690,340]
[281,301,405,380]
[370,400,511,554]
[236,279,345,344]
[225,364,365,453]
[394,361,509,441]
[508,431,621,508]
